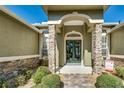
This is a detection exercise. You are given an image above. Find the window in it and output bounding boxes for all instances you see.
[42,30,49,58]
[102,30,107,58]
[67,34,81,37]
[65,31,82,40]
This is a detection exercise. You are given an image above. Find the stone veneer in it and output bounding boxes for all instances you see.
[48,25,56,73]
[0,57,40,79]
[48,24,104,74]
[92,24,103,73]
[110,55,124,67]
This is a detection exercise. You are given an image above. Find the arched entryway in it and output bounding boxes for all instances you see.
[48,12,94,73]
[60,12,91,67]
[64,31,84,66]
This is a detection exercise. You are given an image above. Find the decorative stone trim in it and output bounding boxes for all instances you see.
[0,55,40,62]
[0,57,41,79]
[110,55,124,67]
[110,55,124,59]
[48,25,56,73]
[92,24,103,73]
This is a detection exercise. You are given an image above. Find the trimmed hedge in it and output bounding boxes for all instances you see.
[0,76,8,88]
[95,74,123,88]
[36,66,50,74]
[33,66,50,84]
[115,66,124,79]
[32,84,42,88]
[41,74,61,88]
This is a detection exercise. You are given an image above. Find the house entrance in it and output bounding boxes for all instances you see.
[66,40,81,63]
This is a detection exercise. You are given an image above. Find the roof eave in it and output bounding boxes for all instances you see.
[103,5,110,12]
[107,23,124,34]
[0,6,41,33]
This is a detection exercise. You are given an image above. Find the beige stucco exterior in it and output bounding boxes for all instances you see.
[109,27,124,55]
[0,9,40,57]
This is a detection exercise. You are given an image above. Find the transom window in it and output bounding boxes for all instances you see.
[65,31,82,40]
[67,34,81,37]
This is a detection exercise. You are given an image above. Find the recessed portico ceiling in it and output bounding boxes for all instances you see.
[43,5,108,11]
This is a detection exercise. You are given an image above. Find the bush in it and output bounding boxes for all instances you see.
[32,84,43,88]
[15,75,26,86]
[7,69,33,88]
[7,78,19,88]
[41,74,61,88]
[33,66,50,84]
[0,76,8,88]
[115,66,124,79]
[25,70,33,80]
[95,74,123,88]
[36,66,50,74]
[18,68,27,76]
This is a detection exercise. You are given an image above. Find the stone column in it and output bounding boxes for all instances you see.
[48,25,56,73]
[92,24,103,74]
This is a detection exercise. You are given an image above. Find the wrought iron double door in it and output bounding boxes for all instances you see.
[66,40,81,63]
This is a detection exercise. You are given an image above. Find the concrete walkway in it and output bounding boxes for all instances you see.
[60,74,95,88]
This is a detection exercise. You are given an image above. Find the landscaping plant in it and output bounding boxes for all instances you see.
[18,68,27,76]
[7,78,19,88]
[95,74,123,88]
[25,69,34,80]
[0,76,8,88]
[32,66,50,84]
[115,66,124,79]
[15,75,26,86]
[41,74,61,88]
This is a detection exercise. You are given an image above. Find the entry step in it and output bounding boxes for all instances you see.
[56,64,92,74]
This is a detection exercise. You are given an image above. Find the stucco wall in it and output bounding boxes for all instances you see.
[56,32,64,66]
[0,11,39,57]
[110,28,124,55]
[56,25,92,67]
[48,10,103,21]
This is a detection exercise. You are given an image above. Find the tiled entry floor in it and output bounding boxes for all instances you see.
[60,74,95,88]
[57,63,92,74]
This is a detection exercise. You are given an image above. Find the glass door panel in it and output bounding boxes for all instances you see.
[66,40,81,63]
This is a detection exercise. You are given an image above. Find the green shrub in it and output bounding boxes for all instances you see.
[33,66,50,84]
[115,66,124,79]
[33,72,45,84]
[41,74,61,88]
[36,66,50,74]
[95,74,123,88]
[32,84,42,88]
[7,78,19,88]
[32,85,38,88]
[15,75,26,86]
[32,84,49,88]
[18,68,27,76]
[25,70,33,80]
[0,76,8,88]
